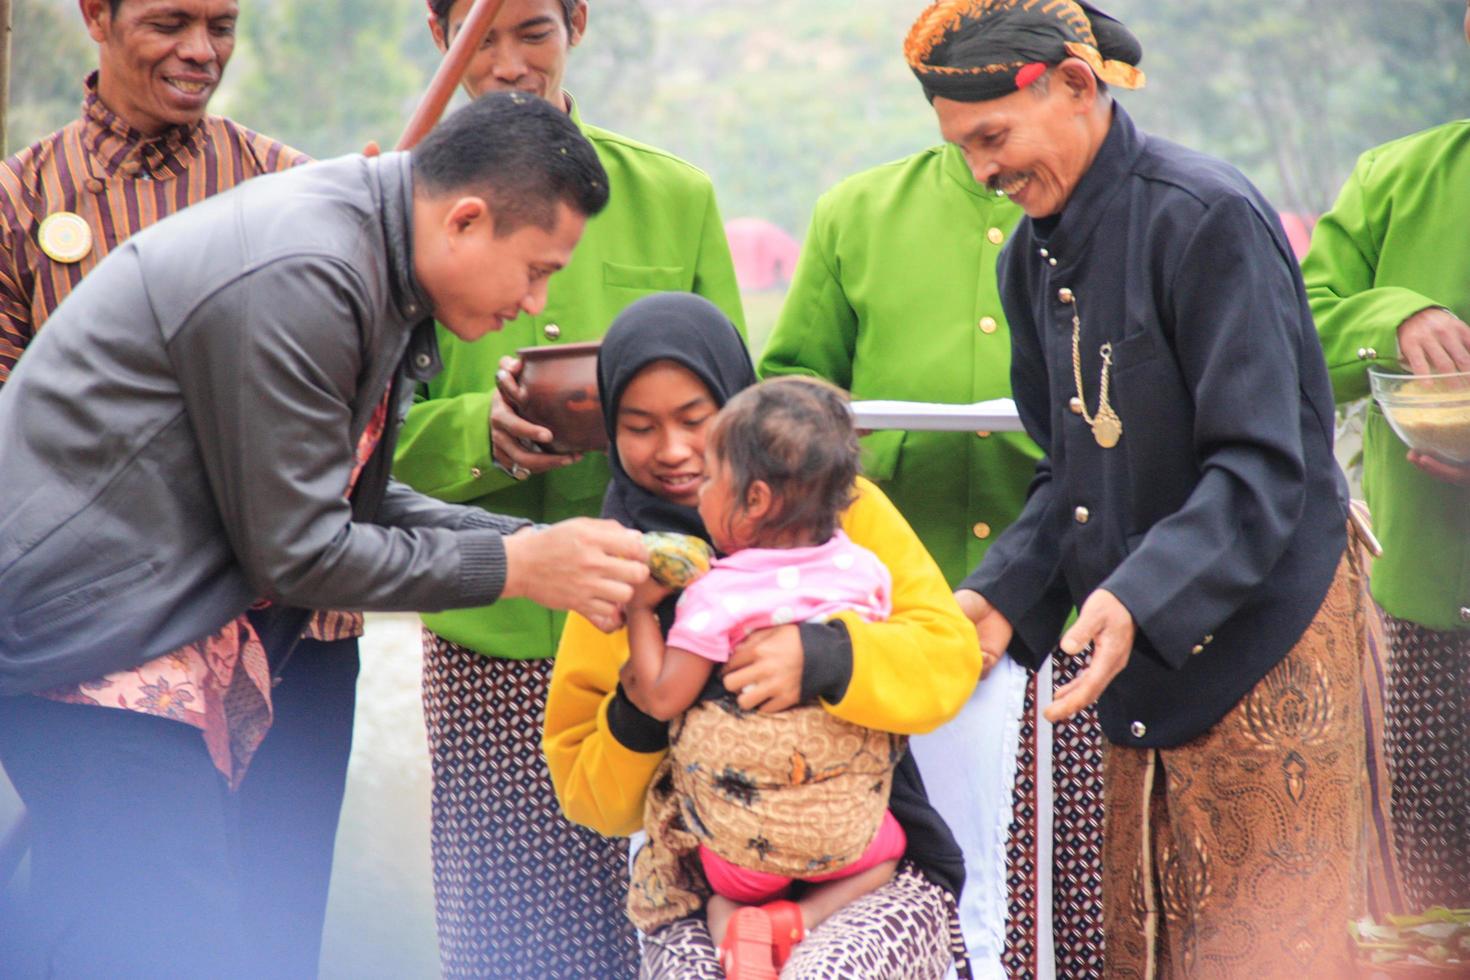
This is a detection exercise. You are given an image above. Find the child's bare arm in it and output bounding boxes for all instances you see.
[626,604,716,721]
[624,579,718,721]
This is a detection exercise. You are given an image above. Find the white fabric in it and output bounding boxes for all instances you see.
[909,655,1028,980]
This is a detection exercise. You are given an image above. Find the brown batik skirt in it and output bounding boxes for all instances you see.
[1102,551,1367,980]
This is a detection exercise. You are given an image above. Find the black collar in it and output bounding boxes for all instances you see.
[370,152,440,382]
[1033,103,1145,265]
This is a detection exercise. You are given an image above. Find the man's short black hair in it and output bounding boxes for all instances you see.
[428,0,579,34]
[411,92,609,234]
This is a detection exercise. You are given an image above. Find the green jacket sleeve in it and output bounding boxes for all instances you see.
[758,199,857,387]
[691,185,747,334]
[1303,154,1441,403]
[393,385,518,502]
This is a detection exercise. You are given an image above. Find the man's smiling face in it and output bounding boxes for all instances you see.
[933,65,1098,219]
[83,0,239,136]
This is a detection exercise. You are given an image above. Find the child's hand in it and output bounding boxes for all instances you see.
[630,577,674,610]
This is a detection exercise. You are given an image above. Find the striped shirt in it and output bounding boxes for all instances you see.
[0,73,306,380]
[0,73,362,654]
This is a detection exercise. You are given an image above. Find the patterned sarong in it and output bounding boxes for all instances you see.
[1102,551,1367,979]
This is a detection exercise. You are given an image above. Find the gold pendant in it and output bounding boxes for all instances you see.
[1093,407,1122,448]
[38,212,93,264]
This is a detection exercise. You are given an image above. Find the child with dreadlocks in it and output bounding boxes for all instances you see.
[622,376,908,977]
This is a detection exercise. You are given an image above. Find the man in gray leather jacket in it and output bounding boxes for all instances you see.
[0,93,648,975]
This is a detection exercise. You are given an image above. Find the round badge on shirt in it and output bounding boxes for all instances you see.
[38,212,93,264]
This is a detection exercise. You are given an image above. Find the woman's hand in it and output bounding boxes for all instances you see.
[491,355,582,478]
[1408,450,1470,487]
[723,624,803,712]
[954,589,1012,679]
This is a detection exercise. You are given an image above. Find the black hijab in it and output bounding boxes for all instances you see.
[597,292,756,541]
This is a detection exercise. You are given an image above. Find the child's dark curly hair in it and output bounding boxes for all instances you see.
[707,376,860,546]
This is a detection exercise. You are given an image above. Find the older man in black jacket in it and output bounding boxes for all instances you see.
[0,94,648,976]
[907,2,1367,976]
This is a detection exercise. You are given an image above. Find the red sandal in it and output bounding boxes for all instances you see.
[719,906,779,979]
[760,899,806,968]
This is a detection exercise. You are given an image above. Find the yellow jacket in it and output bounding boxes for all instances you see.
[543,477,983,837]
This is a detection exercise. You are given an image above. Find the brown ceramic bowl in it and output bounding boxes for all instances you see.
[514,341,608,455]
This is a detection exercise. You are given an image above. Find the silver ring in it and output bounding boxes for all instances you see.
[511,463,530,481]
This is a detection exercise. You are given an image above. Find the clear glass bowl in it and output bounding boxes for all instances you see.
[1368,367,1470,464]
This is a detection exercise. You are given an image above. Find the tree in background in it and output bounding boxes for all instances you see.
[1113,0,1468,214]
[6,0,92,152]
[225,0,424,157]
[7,0,1466,234]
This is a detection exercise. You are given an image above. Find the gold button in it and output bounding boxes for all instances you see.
[471,466,483,479]
[543,323,562,340]
[987,227,1005,246]
[1058,288,1074,304]
[972,522,992,540]
[1074,506,1090,525]
[1069,396,1085,415]
[1204,634,1214,645]
[975,430,991,439]
[1366,347,1378,359]
[1191,644,1205,655]
[979,316,998,334]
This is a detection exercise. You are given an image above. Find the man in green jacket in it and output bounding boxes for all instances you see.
[759,144,1103,975]
[391,1,743,976]
[1301,10,1470,910]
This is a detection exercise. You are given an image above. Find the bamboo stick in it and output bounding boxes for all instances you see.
[395,0,509,150]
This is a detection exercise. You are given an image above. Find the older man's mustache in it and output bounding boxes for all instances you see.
[987,171,1031,195]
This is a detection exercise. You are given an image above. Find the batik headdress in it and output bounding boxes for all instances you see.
[905,0,1145,103]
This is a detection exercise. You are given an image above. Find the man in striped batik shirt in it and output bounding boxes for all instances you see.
[0,1,353,975]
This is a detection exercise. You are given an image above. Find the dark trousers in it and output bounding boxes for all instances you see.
[0,636,359,979]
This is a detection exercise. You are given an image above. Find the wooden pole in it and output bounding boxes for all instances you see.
[0,0,12,157]
[395,0,509,151]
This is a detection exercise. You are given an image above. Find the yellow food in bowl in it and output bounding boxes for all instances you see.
[1387,401,1470,463]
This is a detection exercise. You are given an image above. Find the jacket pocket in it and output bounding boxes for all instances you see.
[12,559,155,640]
[1108,326,1166,374]
[602,262,686,293]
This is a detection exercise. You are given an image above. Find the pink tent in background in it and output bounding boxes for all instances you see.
[724,213,1314,287]
[726,217,801,291]
[1279,211,1317,259]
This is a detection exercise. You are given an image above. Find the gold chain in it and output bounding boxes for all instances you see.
[1069,297,1123,447]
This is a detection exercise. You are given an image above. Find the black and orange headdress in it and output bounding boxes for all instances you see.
[905,0,1145,103]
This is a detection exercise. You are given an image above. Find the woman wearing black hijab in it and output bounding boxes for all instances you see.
[545,293,985,978]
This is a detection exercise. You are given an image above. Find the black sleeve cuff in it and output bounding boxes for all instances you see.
[607,685,669,753]
[799,620,854,704]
